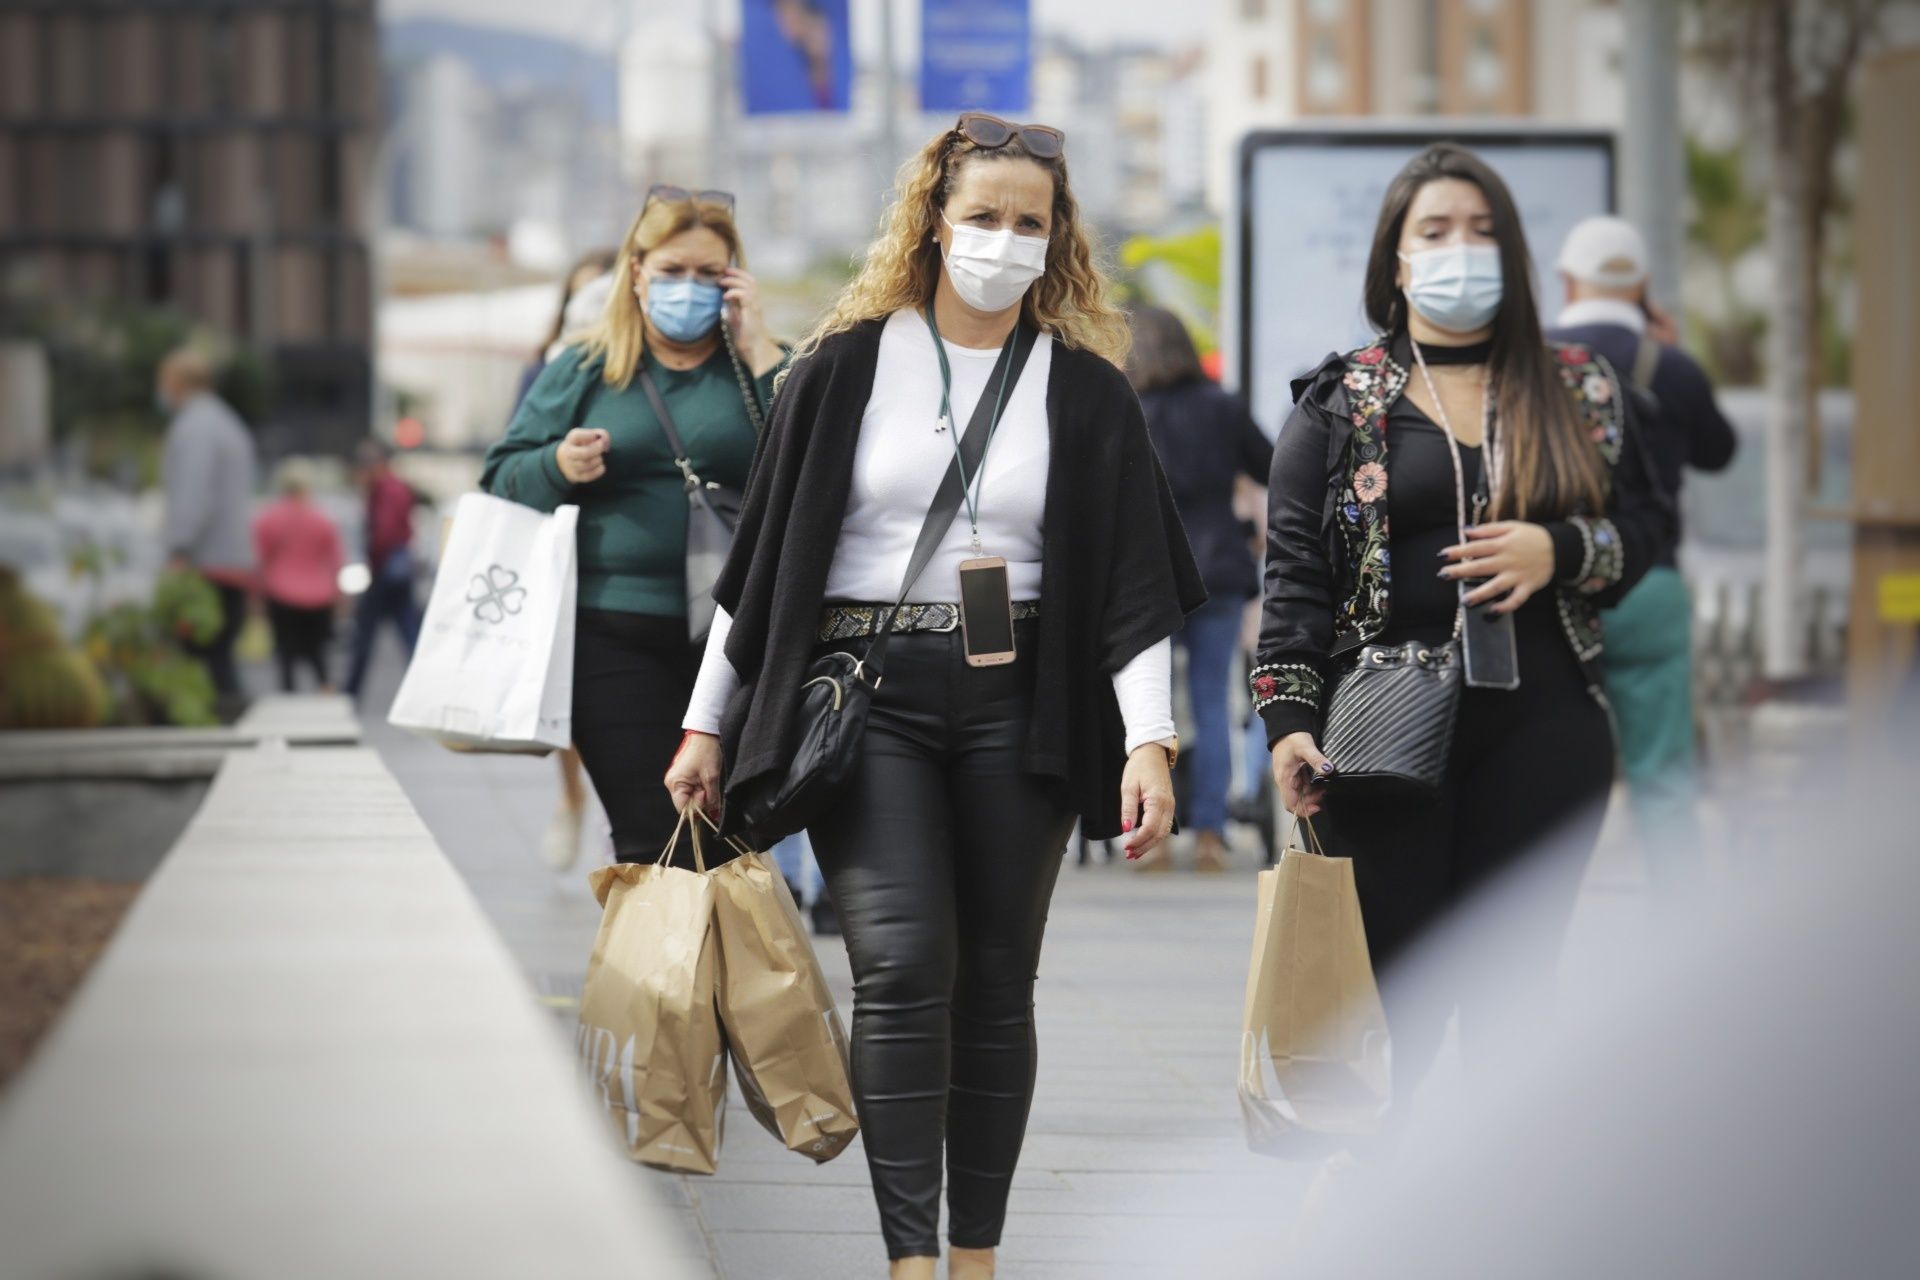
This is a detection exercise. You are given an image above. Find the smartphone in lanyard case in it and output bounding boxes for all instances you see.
[958,557,1017,667]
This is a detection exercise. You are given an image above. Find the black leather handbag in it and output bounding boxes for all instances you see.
[1320,638,1462,794]
[638,341,766,647]
[722,324,1037,849]
[1320,339,1482,796]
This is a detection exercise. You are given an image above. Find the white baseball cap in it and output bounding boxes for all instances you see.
[1557,215,1650,288]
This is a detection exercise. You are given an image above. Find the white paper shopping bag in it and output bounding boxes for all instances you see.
[387,492,577,754]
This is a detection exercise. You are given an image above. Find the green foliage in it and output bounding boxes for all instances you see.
[0,569,110,730]
[1116,224,1224,353]
[57,557,223,727]
[84,602,219,728]
[152,568,223,647]
[1686,138,1764,266]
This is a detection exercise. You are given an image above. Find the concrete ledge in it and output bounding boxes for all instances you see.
[0,693,362,780]
[0,745,695,1279]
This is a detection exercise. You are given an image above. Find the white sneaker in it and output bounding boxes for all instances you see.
[542,805,584,871]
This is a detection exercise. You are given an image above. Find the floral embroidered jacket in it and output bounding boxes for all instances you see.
[1249,334,1674,746]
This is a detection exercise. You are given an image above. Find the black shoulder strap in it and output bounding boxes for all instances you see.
[863,322,1038,676]
[637,364,695,479]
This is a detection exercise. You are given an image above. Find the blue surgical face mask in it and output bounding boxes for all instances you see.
[644,276,724,343]
[1399,243,1504,334]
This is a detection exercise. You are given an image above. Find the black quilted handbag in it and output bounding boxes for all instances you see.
[1320,639,1462,794]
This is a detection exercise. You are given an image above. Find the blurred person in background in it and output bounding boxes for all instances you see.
[157,347,258,703]
[518,248,620,411]
[343,439,423,702]
[252,457,344,694]
[1255,145,1673,1121]
[666,113,1202,1279]
[1550,215,1735,882]
[482,188,780,866]
[1125,303,1272,872]
[515,246,619,871]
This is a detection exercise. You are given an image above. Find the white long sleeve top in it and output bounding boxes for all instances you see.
[682,308,1175,754]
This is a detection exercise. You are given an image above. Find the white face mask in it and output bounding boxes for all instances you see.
[941,214,1047,313]
[1399,243,1504,333]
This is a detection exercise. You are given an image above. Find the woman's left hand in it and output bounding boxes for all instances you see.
[1439,521,1555,614]
[1119,744,1175,861]
[721,267,782,375]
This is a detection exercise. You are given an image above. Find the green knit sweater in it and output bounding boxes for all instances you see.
[480,344,771,617]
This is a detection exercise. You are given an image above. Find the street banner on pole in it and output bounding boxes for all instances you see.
[920,0,1030,114]
[741,0,852,116]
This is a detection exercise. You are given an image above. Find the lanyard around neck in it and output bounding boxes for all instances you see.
[923,303,1018,554]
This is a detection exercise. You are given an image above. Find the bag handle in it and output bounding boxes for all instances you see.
[658,808,710,872]
[694,806,756,860]
[854,321,1038,687]
[1288,813,1328,858]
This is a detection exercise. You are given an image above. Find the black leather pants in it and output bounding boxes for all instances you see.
[806,618,1075,1260]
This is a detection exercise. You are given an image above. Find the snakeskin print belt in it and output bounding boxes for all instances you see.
[817,600,1041,643]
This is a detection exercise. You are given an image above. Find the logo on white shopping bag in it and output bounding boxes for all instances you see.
[467,564,528,624]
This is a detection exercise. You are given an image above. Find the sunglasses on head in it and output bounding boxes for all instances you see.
[954,112,1065,160]
[644,184,735,212]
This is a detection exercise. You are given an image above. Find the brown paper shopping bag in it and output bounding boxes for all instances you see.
[577,815,728,1174]
[704,819,859,1163]
[1238,817,1391,1153]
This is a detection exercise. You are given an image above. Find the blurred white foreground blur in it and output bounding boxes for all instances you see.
[1274,708,1920,1278]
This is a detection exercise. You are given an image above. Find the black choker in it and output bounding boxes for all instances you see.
[1394,332,1493,366]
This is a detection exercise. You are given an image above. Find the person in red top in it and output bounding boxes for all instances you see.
[344,440,423,701]
[253,457,345,692]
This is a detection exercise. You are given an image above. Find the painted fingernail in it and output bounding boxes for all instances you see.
[1122,820,1134,834]
[1318,762,1334,775]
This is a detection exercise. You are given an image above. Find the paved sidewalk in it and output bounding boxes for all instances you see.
[351,645,1651,1278]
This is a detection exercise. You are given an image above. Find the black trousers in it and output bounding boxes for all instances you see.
[1320,613,1615,1109]
[185,582,247,698]
[571,607,699,863]
[267,600,333,692]
[344,562,422,698]
[806,619,1075,1260]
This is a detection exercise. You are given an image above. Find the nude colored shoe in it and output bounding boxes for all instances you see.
[948,1247,996,1279]
[1193,829,1229,873]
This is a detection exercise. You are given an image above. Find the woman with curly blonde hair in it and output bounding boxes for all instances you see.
[668,115,1204,1277]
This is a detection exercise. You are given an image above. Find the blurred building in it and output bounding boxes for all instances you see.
[1205,0,1624,206]
[1033,35,1212,235]
[0,0,380,458]
[384,15,628,265]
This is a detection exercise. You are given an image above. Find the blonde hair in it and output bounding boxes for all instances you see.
[792,125,1129,366]
[579,197,747,390]
[273,455,317,497]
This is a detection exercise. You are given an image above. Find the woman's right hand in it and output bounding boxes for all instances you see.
[555,428,610,484]
[665,730,725,820]
[1270,731,1333,817]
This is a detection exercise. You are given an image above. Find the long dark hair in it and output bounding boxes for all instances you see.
[536,246,619,360]
[1123,304,1205,393]
[1362,144,1607,521]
